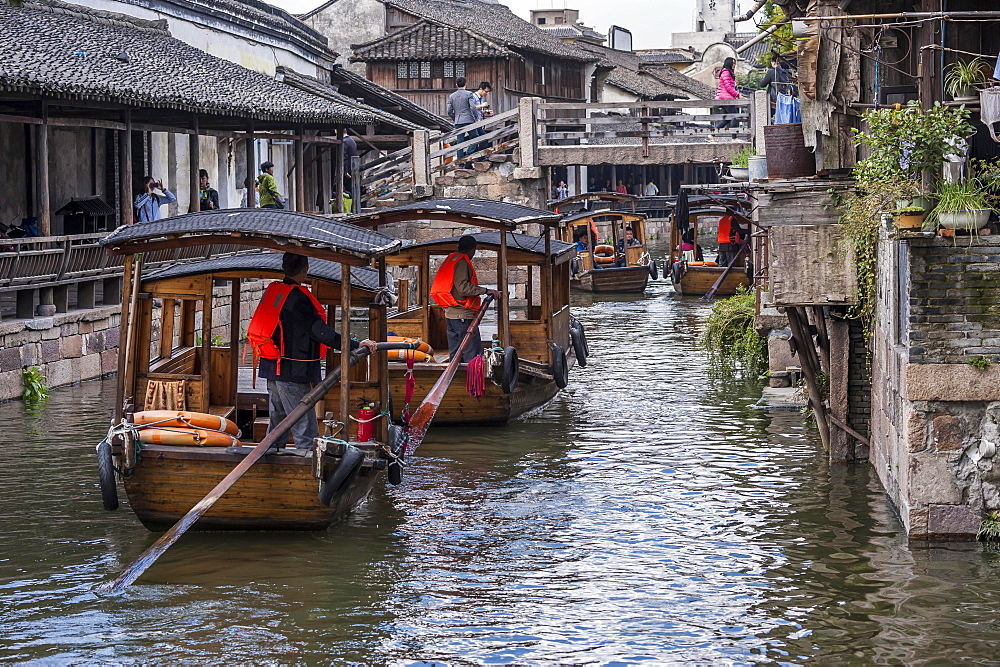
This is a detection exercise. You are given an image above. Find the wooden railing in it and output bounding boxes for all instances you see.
[535,99,751,154]
[0,233,246,293]
[427,108,520,174]
[361,144,414,203]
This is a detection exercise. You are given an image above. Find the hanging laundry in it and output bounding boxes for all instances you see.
[774,93,801,124]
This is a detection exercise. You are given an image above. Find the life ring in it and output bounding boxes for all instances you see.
[387,348,436,363]
[501,346,519,394]
[134,410,239,436]
[386,424,405,486]
[387,336,435,356]
[648,260,659,280]
[593,245,616,265]
[569,323,588,368]
[97,439,119,511]
[137,428,239,447]
[318,445,365,506]
[551,344,569,389]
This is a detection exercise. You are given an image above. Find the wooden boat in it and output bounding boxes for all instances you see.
[346,199,589,426]
[667,194,752,297]
[548,191,653,293]
[97,210,405,531]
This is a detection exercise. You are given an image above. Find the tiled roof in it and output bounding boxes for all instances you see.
[0,1,373,125]
[277,67,421,131]
[540,23,606,44]
[378,0,592,62]
[726,32,769,65]
[573,42,714,100]
[636,49,699,64]
[352,20,506,61]
[329,65,452,131]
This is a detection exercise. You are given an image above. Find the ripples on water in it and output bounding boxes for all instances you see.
[2,283,1000,663]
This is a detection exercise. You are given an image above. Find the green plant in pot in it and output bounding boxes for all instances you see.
[945,57,991,102]
[929,179,992,232]
[890,205,926,230]
[729,145,753,180]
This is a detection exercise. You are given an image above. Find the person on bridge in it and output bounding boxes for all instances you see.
[644,181,659,196]
[447,77,478,167]
[430,235,503,363]
[247,253,377,450]
[714,57,742,130]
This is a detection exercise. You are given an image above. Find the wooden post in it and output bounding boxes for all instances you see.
[201,289,213,412]
[374,257,388,443]
[245,122,256,208]
[229,279,241,406]
[159,298,176,359]
[340,264,352,437]
[350,155,361,214]
[498,230,510,346]
[610,165,617,194]
[335,128,345,213]
[35,102,50,235]
[189,115,200,213]
[295,125,306,212]
[119,109,133,225]
[319,144,332,213]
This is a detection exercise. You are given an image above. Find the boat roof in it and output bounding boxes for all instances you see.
[100,209,402,265]
[142,252,385,295]
[561,209,647,224]
[345,199,563,230]
[548,192,638,208]
[396,231,576,265]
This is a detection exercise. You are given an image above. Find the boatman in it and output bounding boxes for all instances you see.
[430,235,503,363]
[247,253,377,450]
[716,215,746,266]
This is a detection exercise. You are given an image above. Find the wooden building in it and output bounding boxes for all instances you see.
[303,0,595,118]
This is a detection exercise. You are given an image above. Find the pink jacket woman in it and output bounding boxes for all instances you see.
[715,65,740,100]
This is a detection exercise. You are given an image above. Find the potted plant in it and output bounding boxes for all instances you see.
[929,179,991,231]
[729,145,752,180]
[891,205,926,230]
[945,58,991,102]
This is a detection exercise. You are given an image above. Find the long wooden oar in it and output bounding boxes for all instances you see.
[701,240,750,301]
[97,341,416,594]
[404,295,495,454]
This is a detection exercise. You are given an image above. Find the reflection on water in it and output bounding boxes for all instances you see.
[2,282,999,663]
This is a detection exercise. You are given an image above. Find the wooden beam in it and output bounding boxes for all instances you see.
[340,264,352,438]
[245,121,256,208]
[189,115,200,213]
[35,103,50,236]
[295,125,306,213]
[335,127,345,213]
[120,110,133,225]
[499,231,509,346]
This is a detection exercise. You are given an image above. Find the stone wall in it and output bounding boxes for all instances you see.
[870,233,1000,540]
[0,281,265,403]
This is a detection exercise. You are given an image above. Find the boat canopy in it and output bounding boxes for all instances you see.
[561,209,647,224]
[100,209,402,265]
[143,252,386,297]
[345,199,563,230]
[548,192,638,208]
[396,231,576,265]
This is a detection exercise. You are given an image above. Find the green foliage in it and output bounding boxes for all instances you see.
[978,510,1000,541]
[756,1,796,66]
[944,58,991,98]
[730,145,754,169]
[891,205,925,214]
[853,103,975,185]
[701,287,766,374]
[22,366,49,407]
[968,356,993,371]
[736,69,764,89]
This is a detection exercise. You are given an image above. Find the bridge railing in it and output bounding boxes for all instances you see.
[534,99,751,156]
[426,108,520,174]
[361,144,415,203]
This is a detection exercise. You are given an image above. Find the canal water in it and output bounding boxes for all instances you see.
[2,282,999,664]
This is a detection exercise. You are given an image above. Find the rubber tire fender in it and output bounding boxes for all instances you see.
[570,319,590,358]
[569,324,588,368]
[671,260,683,285]
[387,424,405,486]
[649,259,659,280]
[97,439,119,511]
[318,445,365,507]
[551,344,569,389]
[501,346,519,394]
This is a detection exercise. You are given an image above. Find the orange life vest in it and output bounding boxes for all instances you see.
[245,282,329,374]
[718,215,740,244]
[430,252,481,310]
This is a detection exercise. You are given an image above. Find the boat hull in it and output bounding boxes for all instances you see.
[573,265,649,293]
[672,266,749,297]
[120,443,382,531]
[388,360,563,426]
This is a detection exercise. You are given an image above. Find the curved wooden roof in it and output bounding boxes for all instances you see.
[101,209,402,265]
[346,199,563,230]
[392,231,576,265]
[548,192,638,209]
[561,210,647,224]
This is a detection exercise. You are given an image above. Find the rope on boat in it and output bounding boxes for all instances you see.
[466,354,486,398]
[349,411,389,424]
[98,419,144,477]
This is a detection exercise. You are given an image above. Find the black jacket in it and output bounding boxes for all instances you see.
[258,279,357,383]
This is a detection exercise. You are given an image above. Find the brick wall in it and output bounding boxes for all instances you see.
[907,236,1000,364]
[847,317,871,450]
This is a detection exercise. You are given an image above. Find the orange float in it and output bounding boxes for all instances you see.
[386,336,435,356]
[137,428,239,447]
[134,410,240,436]
[387,349,436,363]
[593,244,616,265]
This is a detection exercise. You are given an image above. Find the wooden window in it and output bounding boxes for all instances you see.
[420,61,431,78]
[409,62,420,78]
[432,61,444,78]
[456,61,465,77]
[444,60,454,78]
[397,62,408,79]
